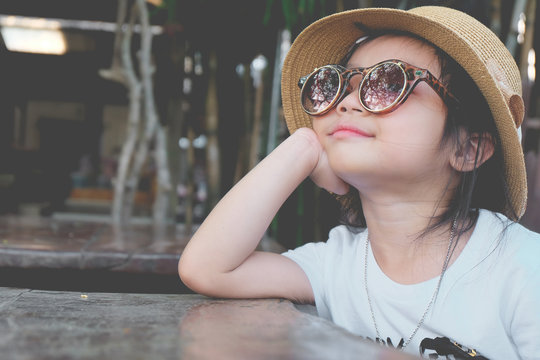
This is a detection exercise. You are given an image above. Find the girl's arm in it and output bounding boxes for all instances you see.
[178,128,347,303]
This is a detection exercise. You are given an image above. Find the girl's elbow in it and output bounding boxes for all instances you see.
[178,257,198,291]
[178,257,216,295]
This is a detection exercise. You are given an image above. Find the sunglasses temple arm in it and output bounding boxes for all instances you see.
[423,72,460,107]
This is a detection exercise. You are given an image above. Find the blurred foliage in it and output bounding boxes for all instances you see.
[152,0,178,23]
[260,0,498,37]
[263,0,328,31]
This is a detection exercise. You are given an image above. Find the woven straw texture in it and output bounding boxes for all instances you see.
[281,6,527,219]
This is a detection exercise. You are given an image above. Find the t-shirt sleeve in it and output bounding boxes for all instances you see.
[281,226,360,319]
[508,260,540,359]
[282,240,330,318]
[505,227,540,360]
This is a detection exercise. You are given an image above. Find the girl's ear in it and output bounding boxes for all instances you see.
[450,133,495,172]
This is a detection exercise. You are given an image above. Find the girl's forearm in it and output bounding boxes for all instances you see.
[179,128,320,281]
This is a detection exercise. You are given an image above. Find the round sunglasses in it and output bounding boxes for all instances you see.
[298,59,459,116]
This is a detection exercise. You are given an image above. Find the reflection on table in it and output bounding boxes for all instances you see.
[0,287,419,359]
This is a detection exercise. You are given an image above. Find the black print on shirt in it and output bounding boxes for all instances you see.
[364,336,487,359]
[419,337,488,359]
[373,337,404,350]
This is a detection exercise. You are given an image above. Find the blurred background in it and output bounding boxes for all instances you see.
[0,0,538,252]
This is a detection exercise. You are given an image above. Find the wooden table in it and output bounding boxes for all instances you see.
[0,287,418,359]
[0,215,283,293]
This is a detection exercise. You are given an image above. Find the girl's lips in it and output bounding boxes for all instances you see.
[329,125,373,139]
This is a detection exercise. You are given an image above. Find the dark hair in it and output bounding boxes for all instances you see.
[334,30,515,238]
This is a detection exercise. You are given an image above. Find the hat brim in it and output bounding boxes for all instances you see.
[281,6,527,219]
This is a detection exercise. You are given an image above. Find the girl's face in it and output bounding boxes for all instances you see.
[312,35,456,200]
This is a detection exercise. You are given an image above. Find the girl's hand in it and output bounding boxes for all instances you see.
[294,128,350,195]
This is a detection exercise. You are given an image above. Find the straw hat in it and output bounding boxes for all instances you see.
[281,6,527,219]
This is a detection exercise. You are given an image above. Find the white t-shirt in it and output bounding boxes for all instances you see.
[283,210,540,359]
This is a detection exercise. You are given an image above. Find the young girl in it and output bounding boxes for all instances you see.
[179,6,540,359]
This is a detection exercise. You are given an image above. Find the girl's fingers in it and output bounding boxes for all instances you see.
[311,148,350,195]
[291,127,349,195]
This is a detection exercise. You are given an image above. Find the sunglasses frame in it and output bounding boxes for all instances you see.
[298,59,459,116]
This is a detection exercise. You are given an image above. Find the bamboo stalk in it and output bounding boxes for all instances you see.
[165,32,186,228]
[205,50,220,209]
[266,29,290,156]
[184,127,196,235]
[357,0,372,8]
[112,3,142,225]
[153,126,172,224]
[505,0,529,57]
[137,0,172,225]
[98,0,128,84]
[490,0,502,37]
[518,0,537,143]
[234,64,253,183]
[249,55,267,170]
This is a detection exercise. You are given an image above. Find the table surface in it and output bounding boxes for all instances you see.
[0,215,284,275]
[0,287,419,360]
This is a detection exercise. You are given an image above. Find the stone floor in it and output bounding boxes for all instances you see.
[0,287,418,360]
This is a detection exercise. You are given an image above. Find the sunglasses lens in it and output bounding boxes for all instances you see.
[360,62,406,112]
[301,67,341,114]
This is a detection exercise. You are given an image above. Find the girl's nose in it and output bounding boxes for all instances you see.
[337,85,364,113]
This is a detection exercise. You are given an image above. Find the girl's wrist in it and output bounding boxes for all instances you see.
[283,127,322,173]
